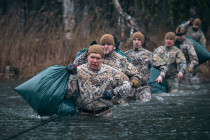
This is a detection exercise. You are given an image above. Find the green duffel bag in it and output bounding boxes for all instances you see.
[14,65,76,116]
[148,67,168,94]
[185,36,210,65]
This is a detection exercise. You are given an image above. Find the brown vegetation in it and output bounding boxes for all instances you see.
[0,3,209,81]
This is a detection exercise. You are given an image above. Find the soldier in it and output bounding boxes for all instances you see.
[74,34,145,104]
[66,45,131,117]
[181,18,206,48]
[125,32,167,102]
[175,26,198,81]
[154,32,187,93]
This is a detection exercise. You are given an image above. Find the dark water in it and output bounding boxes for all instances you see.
[0,80,210,140]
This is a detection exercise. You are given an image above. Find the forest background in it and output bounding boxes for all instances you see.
[0,0,210,80]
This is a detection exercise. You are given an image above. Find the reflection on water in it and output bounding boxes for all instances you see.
[0,80,210,140]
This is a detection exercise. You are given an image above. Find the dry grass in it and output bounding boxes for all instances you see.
[0,12,210,81]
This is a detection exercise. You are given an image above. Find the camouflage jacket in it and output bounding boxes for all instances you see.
[154,46,186,78]
[125,47,167,82]
[177,37,198,68]
[181,22,206,48]
[74,51,145,83]
[67,63,131,111]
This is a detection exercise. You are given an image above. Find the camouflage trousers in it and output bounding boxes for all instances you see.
[127,85,151,102]
[166,77,179,93]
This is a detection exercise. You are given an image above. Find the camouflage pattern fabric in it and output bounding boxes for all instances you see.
[154,46,186,93]
[125,47,167,101]
[125,47,167,82]
[181,22,206,48]
[127,85,151,102]
[67,63,131,117]
[103,52,144,83]
[166,77,178,93]
[74,51,88,66]
[176,37,198,69]
[74,51,145,104]
[74,51,144,83]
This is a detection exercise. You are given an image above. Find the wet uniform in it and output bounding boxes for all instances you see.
[67,63,131,117]
[181,22,206,48]
[154,46,186,93]
[125,47,167,101]
[74,51,145,104]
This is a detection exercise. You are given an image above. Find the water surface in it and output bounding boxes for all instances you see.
[0,80,210,140]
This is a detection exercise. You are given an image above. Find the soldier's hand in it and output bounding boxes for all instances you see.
[130,79,139,88]
[178,72,184,79]
[188,18,194,25]
[188,67,193,73]
[156,75,162,83]
[102,90,114,100]
[68,63,77,75]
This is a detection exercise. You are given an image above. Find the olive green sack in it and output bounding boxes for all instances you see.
[14,65,76,116]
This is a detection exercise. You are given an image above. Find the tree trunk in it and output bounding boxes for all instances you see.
[112,0,157,49]
[62,0,75,39]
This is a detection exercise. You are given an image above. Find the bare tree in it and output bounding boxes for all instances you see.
[112,0,157,48]
[113,0,142,34]
[62,0,75,39]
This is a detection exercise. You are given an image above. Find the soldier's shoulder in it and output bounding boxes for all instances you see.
[184,38,194,46]
[77,63,87,69]
[142,48,152,55]
[124,49,134,54]
[115,52,127,59]
[155,46,165,51]
[101,64,119,72]
[172,46,183,53]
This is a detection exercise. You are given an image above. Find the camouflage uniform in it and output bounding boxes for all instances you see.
[74,51,145,104]
[74,51,89,66]
[125,47,167,101]
[154,46,186,93]
[176,37,198,82]
[181,22,206,48]
[177,37,198,68]
[67,63,131,117]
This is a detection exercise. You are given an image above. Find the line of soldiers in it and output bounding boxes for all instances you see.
[65,18,206,117]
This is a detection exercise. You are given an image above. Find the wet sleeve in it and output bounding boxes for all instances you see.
[176,50,187,74]
[187,43,198,68]
[199,32,207,48]
[124,59,146,83]
[151,53,167,78]
[113,71,131,98]
[66,75,79,98]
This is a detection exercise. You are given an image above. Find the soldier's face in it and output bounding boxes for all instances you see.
[87,53,104,70]
[165,38,174,47]
[133,38,142,48]
[102,44,115,55]
[193,24,200,31]
[177,35,184,42]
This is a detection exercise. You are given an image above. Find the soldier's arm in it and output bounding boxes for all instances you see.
[187,43,198,69]
[113,71,131,98]
[123,59,145,83]
[176,50,187,74]
[151,53,167,78]
[65,75,79,99]
[180,21,190,29]
[199,31,207,48]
